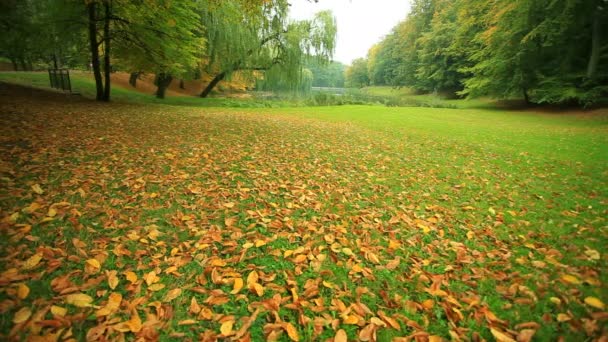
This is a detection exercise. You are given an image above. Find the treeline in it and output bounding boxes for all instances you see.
[0,0,337,101]
[346,0,607,106]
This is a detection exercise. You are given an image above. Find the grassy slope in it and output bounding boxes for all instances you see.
[0,80,606,341]
[0,72,277,108]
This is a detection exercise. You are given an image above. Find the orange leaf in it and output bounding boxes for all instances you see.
[490,328,516,342]
[220,320,234,336]
[334,329,347,342]
[283,322,299,341]
[231,278,244,294]
[106,270,119,290]
[17,283,30,299]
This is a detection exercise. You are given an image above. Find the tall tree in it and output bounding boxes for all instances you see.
[198,1,336,97]
[344,58,370,88]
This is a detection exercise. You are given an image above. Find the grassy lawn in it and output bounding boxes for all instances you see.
[0,81,606,341]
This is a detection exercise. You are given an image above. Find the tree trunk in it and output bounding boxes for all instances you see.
[10,57,18,71]
[523,87,531,105]
[155,73,173,99]
[200,72,226,98]
[102,1,111,102]
[87,2,104,101]
[586,7,601,79]
[179,79,185,89]
[129,72,139,87]
[19,58,27,72]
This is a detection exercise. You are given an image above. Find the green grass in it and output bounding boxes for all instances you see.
[0,78,606,341]
[359,86,499,109]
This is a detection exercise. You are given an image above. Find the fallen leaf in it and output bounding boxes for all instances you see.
[283,322,299,341]
[163,288,182,302]
[490,327,516,342]
[31,184,44,194]
[65,293,94,307]
[51,305,67,317]
[221,320,234,335]
[231,278,244,294]
[517,329,536,342]
[106,270,119,290]
[584,297,605,310]
[22,253,43,270]
[96,292,122,317]
[334,329,347,342]
[85,258,101,274]
[13,307,32,324]
[17,283,30,299]
[561,274,581,285]
[124,271,138,283]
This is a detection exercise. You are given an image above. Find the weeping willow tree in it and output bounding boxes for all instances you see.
[198,1,336,97]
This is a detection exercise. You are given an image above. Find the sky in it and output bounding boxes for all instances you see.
[288,0,411,65]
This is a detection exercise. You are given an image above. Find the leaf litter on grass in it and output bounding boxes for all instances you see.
[0,84,606,341]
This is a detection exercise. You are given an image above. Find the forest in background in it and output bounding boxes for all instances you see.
[345,0,608,106]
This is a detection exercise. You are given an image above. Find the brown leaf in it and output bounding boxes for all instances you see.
[516,329,536,342]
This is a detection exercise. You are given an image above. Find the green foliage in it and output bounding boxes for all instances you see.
[344,58,370,88]
[367,0,608,106]
[306,60,346,87]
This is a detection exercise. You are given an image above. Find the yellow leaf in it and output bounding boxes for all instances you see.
[17,283,30,299]
[23,202,41,213]
[342,248,354,256]
[223,202,235,208]
[96,292,122,317]
[462,205,475,211]
[47,208,57,217]
[343,315,359,325]
[370,317,387,327]
[549,297,561,305]
[106,270,119,290]
[283,322,299,341]
[231,278,243,294]
[490,327,516,342]
[148,283,165,292]
[144,271,158,286]
[466,231,475,239]
[334,329,347,342]
[584,296,605,310]
[85,258,101,274]
[163,288,182,302]
[66,293,94,307]
[51,305,67,317]
[246,270,259,286]
[31,184,44,195]
[255,239,266,247]
[220,320,234,335]
[585,249,600,260]
[124,271,138,283]
[561,274,581,285]
[557,313,571,322]
[12,307,31,324]
[178,319,197,325]
[22,253,43,270]
[251,283,264,296]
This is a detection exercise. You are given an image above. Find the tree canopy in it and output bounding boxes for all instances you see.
[1,0,337,101]
[364,0,608,105]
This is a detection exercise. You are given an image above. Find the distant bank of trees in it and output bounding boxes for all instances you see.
[345,0,607,106]
[0,0,337,101]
